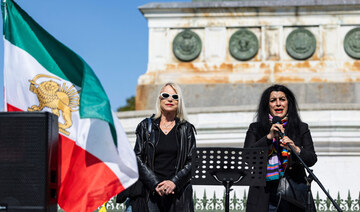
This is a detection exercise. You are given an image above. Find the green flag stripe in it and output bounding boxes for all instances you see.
[2,0,117,145]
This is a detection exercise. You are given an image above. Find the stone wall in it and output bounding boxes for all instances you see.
[117,106,360,202]
[137,1,360,110]
[137,83,360,110]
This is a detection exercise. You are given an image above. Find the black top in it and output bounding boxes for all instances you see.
[154,127,178,181]
[134,116,196,212]
[244,121,317,212]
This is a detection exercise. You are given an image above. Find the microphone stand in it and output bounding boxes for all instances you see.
[286,144,343,212]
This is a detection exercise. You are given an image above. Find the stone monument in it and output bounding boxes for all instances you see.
[120,0,360,209]
[137,0,360,110]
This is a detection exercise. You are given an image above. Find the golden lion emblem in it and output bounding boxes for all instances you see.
[28,74,80,136]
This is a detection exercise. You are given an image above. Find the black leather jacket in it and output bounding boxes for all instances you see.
[134,115,196,211]
[244,121,317,212]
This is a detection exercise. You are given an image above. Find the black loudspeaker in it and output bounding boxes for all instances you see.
[0,112,58,212]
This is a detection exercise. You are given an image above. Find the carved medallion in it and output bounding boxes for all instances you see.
[229,29,259,61]
[286,28,316,60]
[344,27,360,59]
[173,30,202,62]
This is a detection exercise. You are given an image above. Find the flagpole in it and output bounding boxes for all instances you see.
[2,0,6,112]
[2,0,7,22]
[2,0,7,27]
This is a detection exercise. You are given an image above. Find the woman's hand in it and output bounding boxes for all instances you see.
[266,123,285,140]
[155,180,176,196]
[280,136,301,154]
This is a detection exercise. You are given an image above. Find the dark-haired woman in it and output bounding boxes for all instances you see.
[244,84,317,212]
[135,82,196,212]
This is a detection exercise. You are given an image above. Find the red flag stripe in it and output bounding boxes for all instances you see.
[6,104,125,211]
[58,135,125,211]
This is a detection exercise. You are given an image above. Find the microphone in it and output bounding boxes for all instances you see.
[272,116,297,154]
[272,116,285,138]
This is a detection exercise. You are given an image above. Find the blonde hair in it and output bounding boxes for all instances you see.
[154,82,188,121]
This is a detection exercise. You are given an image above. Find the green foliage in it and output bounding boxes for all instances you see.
[117,96,135,112]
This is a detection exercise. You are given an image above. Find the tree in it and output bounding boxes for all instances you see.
[117,96,136,112]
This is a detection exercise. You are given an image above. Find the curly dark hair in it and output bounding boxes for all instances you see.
[256,84,301,137]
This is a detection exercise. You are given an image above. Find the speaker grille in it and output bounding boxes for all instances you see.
[0,112,58,211]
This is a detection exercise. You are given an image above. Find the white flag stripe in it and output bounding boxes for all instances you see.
[4,38,138,186]
[78,114,138,186]
[4,39,80,141]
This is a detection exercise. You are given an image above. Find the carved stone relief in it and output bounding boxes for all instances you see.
[286,28,316,60]
[173,29,202,62]
[229,29,259,61]
[344,27,360,59]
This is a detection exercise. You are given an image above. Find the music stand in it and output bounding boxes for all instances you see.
[191,147,267,212]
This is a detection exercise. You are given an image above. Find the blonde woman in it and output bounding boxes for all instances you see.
[134,82,196,212]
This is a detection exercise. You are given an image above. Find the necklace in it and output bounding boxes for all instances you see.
[162,120,174,134]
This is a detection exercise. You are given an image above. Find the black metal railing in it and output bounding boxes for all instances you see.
[57,190,360,212]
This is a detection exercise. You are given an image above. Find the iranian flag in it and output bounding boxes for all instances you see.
[1,0,138,211]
